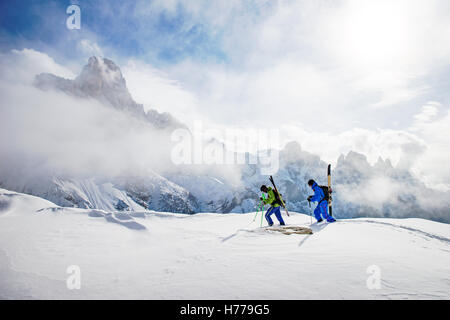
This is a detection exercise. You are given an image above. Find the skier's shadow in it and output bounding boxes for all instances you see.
[298,223,329,248]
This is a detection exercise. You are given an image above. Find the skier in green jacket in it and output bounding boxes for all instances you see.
[260,185,285,226]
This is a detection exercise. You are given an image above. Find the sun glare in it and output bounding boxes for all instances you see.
[334,1,411,68]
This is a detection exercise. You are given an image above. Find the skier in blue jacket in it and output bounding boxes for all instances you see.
[307,179,336,223]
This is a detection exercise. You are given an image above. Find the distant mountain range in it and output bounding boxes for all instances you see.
[1,56,449,223]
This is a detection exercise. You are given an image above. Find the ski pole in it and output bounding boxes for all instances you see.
[308,200,312,224]
[253,198,263,222]
[253,202,259,222]
[254,192,266,221]
[260,193,267,227]
[260,203,265,227]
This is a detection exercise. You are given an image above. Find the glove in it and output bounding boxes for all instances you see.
[307,196,312,202]
[259,197,263,201]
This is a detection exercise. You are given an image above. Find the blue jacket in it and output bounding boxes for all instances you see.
[310,182,325,203]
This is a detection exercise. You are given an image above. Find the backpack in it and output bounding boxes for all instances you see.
[319,186,331,201]
[270,188,284,206]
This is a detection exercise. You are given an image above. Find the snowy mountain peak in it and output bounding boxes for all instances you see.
[75,56,127,93]
[283,141,302,154]
[345,150,368,163]
[338,151,372,172]
[374,156,394,172]
[281,141,322,165]
[337,154,346,166]
[33,56,184,130]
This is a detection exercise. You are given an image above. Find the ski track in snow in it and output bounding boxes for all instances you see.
[342,220,450,245]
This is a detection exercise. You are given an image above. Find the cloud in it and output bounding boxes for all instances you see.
[0,49,244,186]
[0,50,174,179]
[278,101,450,190]
[280,125,425,167]
[105,53,450,191]
[142,0,450,129]
[77,39,104,57]
[6,0,450,191]
[0,48,75,84]
[10,0,447,135]
[413,102,441,124]
[409,103,450,190]
[121,59,199,124]
[115,0,449,190]
[338,176,402,212]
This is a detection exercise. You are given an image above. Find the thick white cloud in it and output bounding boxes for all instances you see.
[0,48,76,84]
[121,60,199,124]
[409,103,450,189]
[0,50,174,179]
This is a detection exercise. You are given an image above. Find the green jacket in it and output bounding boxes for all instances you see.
[263,187,281,207]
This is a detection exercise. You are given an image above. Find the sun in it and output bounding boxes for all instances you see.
[332,1,411,68]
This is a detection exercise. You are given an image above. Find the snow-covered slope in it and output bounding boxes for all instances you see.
[1,188,449,299]
[0,174,201,214]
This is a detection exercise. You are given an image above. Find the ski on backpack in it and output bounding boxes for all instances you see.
[307,174,336,223]
[327,164,333,217]
[269,176,290,217]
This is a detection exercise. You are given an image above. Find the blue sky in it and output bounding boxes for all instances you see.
[0,0,231,64]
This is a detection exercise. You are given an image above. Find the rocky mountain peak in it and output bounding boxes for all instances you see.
[76,56,125,90]
[33,56,184,130]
